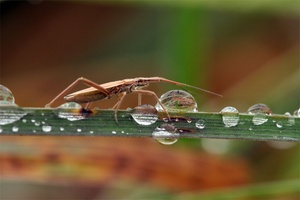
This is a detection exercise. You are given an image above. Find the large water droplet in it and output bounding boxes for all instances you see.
[131,104,158,126]
[56,102,85,121]
[155,90,198,112]
[0,107,27,125]
[248,103,272,114]
[0,85,15,106]
[152,124,179,145]
[195,119,205,129]
[220,106,239,127]
[42,124,52,132]
[248,103,271,125]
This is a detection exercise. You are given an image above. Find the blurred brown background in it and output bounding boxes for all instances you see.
[1,0,299,199]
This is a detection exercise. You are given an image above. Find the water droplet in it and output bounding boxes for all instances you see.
[293,108,300,117]
[112,131,116,134]
[187,119,192,123]
[131,104,158,126]
[0,106,27,125]
[284,112,295,126]
[60,127,64,131]
[34,121,41,126]
[195,119,205,129]
[152,124,179,145]
[0,85,16,105]
[89,130,94,134]
[0,127,3,133]
[155,90,198,112]
[276,121,283,128]
[12,126,19,132]
[77,128,82,132]
[248,104,271,125]
[42,125,52,132]
[248,103,272,115]
[220,106,239,127]
[56,102,85,121]
[22,119,27,123]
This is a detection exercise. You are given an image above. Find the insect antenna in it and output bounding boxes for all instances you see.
[155,77,223,97]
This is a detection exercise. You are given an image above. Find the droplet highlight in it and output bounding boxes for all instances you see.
[42,125,52,132]
[131,104,158,126]
[195,119,205,129]
[220,106,239,127]
[155,90,198,112]
[152,124,179,145]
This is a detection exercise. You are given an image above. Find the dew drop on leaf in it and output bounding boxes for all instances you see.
[42,125,52,132]
[152,123,179,145]
[0,85,15,105]
[220,106,239,127]
[195,119,205,129]
[131,104,158,125]
[248,103,271,125]
[155,90,198,113]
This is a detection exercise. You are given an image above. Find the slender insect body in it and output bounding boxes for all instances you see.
[46,76,221,123]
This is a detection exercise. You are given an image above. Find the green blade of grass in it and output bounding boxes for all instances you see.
[0,107,299,141]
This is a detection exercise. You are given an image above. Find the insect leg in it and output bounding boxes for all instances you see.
[112,92,127,123]
[45,77,109,107]
[133,90,171,121]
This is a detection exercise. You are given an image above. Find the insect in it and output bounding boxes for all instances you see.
[45,77,222,123]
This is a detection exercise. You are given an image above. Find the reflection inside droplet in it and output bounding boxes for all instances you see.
[155,90,198,112]
[220,106,239,127]
[0,85,15,105]
[131,104,158,125]
[152,123,179,145]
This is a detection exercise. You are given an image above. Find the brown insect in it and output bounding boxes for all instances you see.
[45,77,221,122]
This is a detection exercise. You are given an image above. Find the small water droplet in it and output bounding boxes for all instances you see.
[60,127,64,131]
[0,127,3,133]
[187,119,192,123]
[0,85,16,105]
[276,121,283,128]
[152,124,179,145]
[56,102,85,121]
[31,119,36,123]
[42,125,52,132]
[89,130,94,134]
[112,131,116,134]
[248,104,271,125]
[220,106,239,127]
[121,131,125,134]
[34,121,41,126]
[284,112,295,126]
[155,90,198,112]
[12,126,19,132]
[293,108,300,117]
[195,119,205,129]
[77,128,82,132]
[22,119,27,123]
[131,104,158,126]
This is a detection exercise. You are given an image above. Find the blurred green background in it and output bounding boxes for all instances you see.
[1,0,299,199]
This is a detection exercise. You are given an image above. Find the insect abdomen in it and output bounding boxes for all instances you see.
[64,91,107,104]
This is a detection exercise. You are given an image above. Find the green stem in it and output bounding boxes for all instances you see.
[0,107,299,141]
